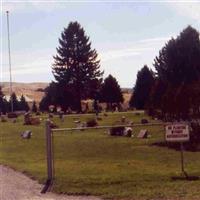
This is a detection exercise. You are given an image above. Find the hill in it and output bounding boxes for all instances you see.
[1,82,132,106]
[1,82,48,103]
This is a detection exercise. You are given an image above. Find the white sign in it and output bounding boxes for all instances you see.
[165,123,190,142]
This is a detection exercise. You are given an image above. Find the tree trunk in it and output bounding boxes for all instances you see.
[77,90,82,113]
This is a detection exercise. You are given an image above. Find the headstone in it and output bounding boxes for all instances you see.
[21,130,32,139]
[49,113,53,118]
[24,112,31,125]
[141,119,148,124]
[49,121,58,128]
[30,117,40,125]
[123,127,133,137]
[1,115,7,122]
[7,112,17,118]
[121,116,126,123]
[103,113,108,117]
[24,112,40,125]
[137,129,148,138]
[36,111,41,116]
[109,126,124,136]
[128,121,134,126]
[97,117,102,121]
[59,112,64,122]
[77,122,86,131]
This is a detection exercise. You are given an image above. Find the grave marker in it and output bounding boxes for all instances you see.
[137,129,148,138]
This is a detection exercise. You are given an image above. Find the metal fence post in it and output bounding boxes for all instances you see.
[46,119,53,182]
[41,119,53,193]
[180,142,188,178]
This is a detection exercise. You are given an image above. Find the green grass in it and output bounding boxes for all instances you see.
[0,112,200,199]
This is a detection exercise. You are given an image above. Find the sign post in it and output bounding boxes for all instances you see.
[165,123,190,178]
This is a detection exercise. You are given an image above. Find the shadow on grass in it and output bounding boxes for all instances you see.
[171,176,200,181]
[151,141,200,152]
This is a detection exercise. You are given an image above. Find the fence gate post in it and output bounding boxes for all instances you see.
[41,119,53,193]
[46,119,53,181]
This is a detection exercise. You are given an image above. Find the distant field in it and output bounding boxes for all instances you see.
[0,112,200,200]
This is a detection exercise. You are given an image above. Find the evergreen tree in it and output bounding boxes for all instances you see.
[39,82,75,112]
[10,93,20,112]
[32,101,38,113]
[129,65,154,109]
[100,74,123,110]
[153,26,200,119]
[52,21,103,112]
[154,26,200,86]
[39,95,50,112]
[0,86,8,114]
[19,95,29,111]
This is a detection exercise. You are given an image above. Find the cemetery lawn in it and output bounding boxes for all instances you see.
[0,112,200,200]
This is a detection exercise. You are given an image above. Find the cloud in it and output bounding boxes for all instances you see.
[99,36,170,62]
[2,1,64,13]
[100,49,141,62]
[167,1,200,23]
[1,48,53,81]
[2,35,171,86]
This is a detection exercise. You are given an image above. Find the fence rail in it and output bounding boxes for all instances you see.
[43,120,169,193]
[51,122,166,132]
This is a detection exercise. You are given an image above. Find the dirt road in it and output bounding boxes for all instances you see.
[0,165,101,200]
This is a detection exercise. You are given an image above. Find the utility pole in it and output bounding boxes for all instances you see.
[6,11,13,112]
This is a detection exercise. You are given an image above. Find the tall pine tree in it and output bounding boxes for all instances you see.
[10,93,19,112]
[32,101,38,113]
[0,86,4,113]
[19,95,29,111]
[153,26,200,119]
[52,21,103,112]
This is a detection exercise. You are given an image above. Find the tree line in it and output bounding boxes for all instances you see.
[0,89,38,114]
[130,26,200,121]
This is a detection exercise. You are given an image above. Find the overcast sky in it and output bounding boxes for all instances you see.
[1,1,200,87]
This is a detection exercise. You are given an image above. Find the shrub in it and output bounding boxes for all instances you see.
[86,118,98,127]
